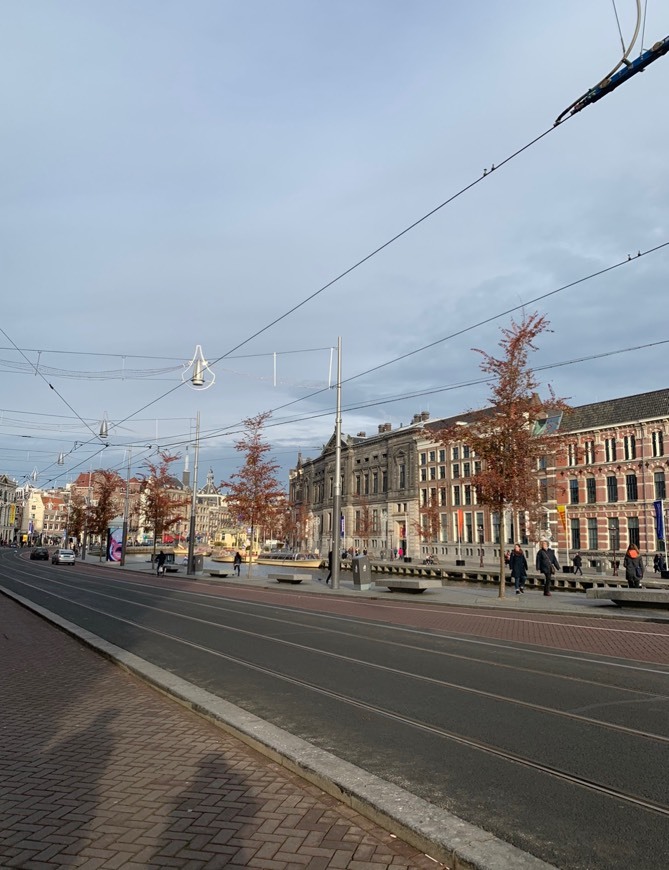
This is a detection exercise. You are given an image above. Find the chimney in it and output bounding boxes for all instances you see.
[420,411,430,421]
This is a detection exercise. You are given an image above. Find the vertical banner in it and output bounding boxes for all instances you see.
[457,509,464,539]
[556,505,567,531]
[107,525,123,562]
[653,500,665,541]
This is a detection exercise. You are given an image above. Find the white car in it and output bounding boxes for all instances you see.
[51,548,76,565]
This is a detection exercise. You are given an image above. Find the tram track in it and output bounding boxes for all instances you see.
[2,568,669,821]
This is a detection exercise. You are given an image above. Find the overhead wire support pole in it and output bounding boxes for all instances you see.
[187,411,201,577]
[120,446,132,566]
[331,337,342,590]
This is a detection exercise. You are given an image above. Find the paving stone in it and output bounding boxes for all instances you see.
[0,595,444,869]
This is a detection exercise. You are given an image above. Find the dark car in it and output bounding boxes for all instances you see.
[30,547,49,561]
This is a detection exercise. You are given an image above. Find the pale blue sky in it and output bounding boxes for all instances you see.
[2,1,668,487]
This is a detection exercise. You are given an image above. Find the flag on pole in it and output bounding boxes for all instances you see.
[556,505,567,531]
[653,500,665,541]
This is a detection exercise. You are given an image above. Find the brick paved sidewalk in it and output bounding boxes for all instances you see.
[0,595,444,870]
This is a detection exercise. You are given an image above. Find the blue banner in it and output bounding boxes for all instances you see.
[653,500,664,541]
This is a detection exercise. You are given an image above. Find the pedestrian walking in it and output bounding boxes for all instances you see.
[623,545,644,588]
[155,550,167,576]
[653,553,660,574]
[572,553,583,575]
[536,540,559,596]
[233,551,242,576]
[324,549,333,585]
[509,543,528,594]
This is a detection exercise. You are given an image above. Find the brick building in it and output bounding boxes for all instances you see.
[289,388,669,568]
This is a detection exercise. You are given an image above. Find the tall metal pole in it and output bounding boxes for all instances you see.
[120,446,132,566]
[187,412,201,576]
[331,337,342,589]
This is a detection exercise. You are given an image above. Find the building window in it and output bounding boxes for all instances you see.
[439,487,446,506]
[439,465,446,479]
[652,430,664,457]
[476,512,484,542]
[420,488,428,507]
[355,474,361,496]
[605,438,617,462]
[586,477,597,504]
[463,462,471,477]
[539,478,548,503]
[587,517,598,550]
[584,441,595,464]
[439,450,445,462]
[452,464,460,479]
[474,461,482,476]
[465,512,473,543]
[453,485,461,506]
[568,443,578,466]
[625,474,638,502]
[440,514,448,542]
[429,450,436,463]
[452,447,459,461]
[569,479,579,505]
[570,518,581,550]
[399,463,406,489]
[537,455,547,471]
[429,467,436,480]
[623,435,636,460]
[492,511,500,544]
[420,468,427,482]
[606,476,618,503]
[355,510,360,533]
[420,452,427,466]
[654,471,666,500]
[463,446,470,459]
[628,516,640,548]
[464,485,472,505]
[382,470,387,492]
[372,472,378,494]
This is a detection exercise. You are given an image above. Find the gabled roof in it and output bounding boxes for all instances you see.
[560,388,669,433]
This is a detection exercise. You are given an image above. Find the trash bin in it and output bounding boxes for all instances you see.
[193,554,204,574]
[352,555,372,589]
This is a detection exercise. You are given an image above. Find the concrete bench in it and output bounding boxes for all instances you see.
[383,578,443,594]
[268,573,311,585]
[208,570,229,578]
[586,588,669,608]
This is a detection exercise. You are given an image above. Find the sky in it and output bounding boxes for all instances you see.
[2,0,668,492]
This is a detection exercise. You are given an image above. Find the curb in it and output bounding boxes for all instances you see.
[1,585,557,870]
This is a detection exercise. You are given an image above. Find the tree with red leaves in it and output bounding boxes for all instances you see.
[433,312,567,597]
[222,412,285,574]
[140,451,190,558]
[88,469,124,561]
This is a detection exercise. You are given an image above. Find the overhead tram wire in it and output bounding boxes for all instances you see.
[104,121,568,437]
[152,335,669,454]
[180,238,669,444]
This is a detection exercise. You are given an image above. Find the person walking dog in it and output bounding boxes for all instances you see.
[536,540,559,596]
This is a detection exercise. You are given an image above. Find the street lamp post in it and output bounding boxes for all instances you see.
[331,337,342,590]
[120,446,132,566]
[609,523,619,576]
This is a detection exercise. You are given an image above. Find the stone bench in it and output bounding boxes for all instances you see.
[586,588,669,608]
[268,573,311,585]
[208,570,229,578]
[383,578,443,594]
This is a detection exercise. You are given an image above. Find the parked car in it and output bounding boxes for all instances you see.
[30,547,49,561]
[51,548,76,565]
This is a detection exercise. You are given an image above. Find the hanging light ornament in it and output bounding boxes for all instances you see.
[183,345,215,390]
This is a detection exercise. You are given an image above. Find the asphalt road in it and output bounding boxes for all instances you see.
[2,550,668,870]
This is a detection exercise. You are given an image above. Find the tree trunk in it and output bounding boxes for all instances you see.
[498,504,506,598]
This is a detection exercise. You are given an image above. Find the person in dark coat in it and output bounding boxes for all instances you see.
[155,550,167,576]
[536,540,559,596]
[324,549,333,584]
[623,545,644,588]
[572,553,583,575]
[233,551,242,576]
[509,543,528,594]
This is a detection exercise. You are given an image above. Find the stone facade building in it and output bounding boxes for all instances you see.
[0,474,18,544]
